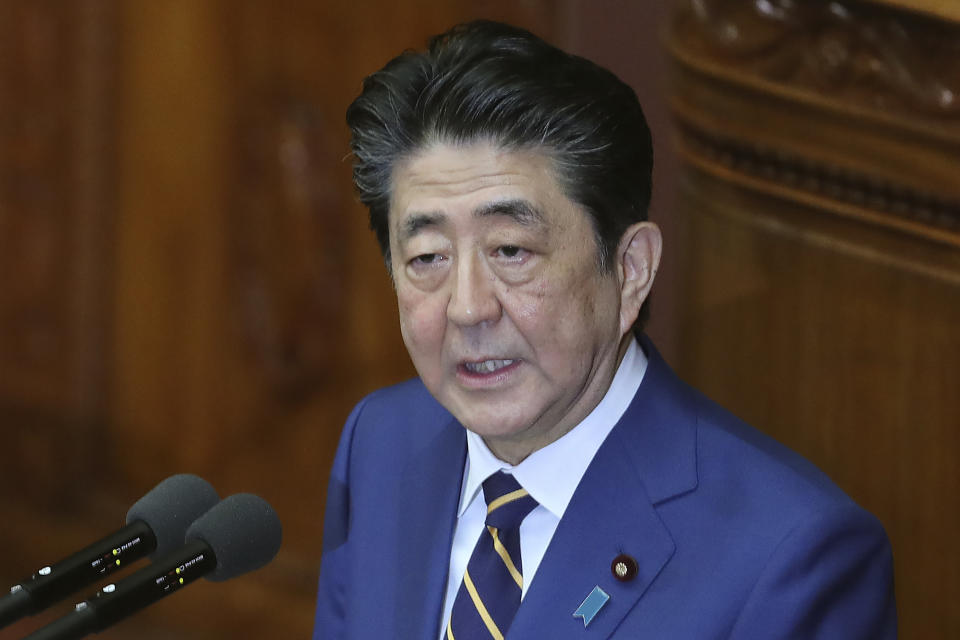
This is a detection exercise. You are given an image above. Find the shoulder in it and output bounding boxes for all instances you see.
[616,356,895,634]
[333,378,456,473]
[702,388,844,482]
[629,339,886,549]
[348,377,450,426]
[343,378,453,447]
[324,377,458,536]
[660,381,893,596]
[700,398,898,637]
[692,386,860,521]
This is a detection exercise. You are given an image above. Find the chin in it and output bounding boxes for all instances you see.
[457,410,533,441]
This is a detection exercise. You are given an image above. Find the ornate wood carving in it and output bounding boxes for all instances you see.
[673,0,960,118]
[677,123,960,239]
[669,0,960,251]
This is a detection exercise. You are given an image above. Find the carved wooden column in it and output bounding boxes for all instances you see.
[667,1,959,637]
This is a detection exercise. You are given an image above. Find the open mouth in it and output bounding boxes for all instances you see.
[461,359,518,375]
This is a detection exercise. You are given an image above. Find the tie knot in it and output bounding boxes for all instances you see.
[482,471,538,531]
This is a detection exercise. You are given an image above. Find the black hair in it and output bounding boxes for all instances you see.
[346,20,654,332]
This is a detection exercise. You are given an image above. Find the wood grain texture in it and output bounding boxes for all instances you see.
[0,0,115,504]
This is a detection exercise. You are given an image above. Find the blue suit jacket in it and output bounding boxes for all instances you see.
[313,340,896,638]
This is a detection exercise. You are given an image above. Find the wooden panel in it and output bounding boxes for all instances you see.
[0,3,121,638]
[668,0,960,637]
[0,0,115,499]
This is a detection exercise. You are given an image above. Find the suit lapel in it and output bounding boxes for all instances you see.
[507,429,675,638]
[507,338,699,638]
[394,419,466,640]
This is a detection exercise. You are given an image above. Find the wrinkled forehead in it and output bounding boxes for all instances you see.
[387,141,566,225]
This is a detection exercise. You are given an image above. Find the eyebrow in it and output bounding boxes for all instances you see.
[475,199,546,226]
[398,199,546,241]
[399,212,445,240]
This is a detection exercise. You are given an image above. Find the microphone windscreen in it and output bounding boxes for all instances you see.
[185,493,282,582]
[125,474,220,558]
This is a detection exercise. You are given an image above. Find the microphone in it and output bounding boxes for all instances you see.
[0,474,218,629]
[23,493,282,640]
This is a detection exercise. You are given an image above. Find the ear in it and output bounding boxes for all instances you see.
[616,221,662,336]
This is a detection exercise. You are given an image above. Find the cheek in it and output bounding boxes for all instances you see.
[518,273,618,350]
[397,289,445,351]
[505,286,584,356]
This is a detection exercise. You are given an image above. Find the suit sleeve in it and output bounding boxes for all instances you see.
[312,397,368,640]
[728,504,897,639]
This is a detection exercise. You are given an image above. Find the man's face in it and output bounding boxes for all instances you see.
[388,142,630,463]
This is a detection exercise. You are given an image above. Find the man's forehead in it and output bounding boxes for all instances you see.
[388,142,562,231]
[394,143,551,188]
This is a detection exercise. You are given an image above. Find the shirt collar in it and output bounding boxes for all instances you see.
[458,338,648,518]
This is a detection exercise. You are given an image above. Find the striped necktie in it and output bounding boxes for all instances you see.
[446,471,539,640]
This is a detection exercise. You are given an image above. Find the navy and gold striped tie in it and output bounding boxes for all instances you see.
[447,471,539,639]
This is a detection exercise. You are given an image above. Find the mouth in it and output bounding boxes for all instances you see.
[462,359,517,374]
[457,358,522,384]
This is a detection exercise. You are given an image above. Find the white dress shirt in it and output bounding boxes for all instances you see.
[438,338,648,637]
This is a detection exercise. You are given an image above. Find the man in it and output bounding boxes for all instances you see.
[314,20,896,639]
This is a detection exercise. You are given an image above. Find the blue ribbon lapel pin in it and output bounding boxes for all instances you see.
[573,585,610,628]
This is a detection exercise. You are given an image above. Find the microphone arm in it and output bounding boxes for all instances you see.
[0,521,155,628]
[23,492,282,640]
[23,540,215,640]
[0,586,30,628]
[0,474,219,630]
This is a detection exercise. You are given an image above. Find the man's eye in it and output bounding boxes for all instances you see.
[412,253,442,265]
[497,246,523,259]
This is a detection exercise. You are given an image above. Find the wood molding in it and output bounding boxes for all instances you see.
[674,123,960,249]
[872,0,960,23]
[670,0,960,119]
[669,0,960,251]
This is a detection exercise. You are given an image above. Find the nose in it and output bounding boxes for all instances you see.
[447,253,501,327]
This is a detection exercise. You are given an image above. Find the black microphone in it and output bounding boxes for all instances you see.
[23,493,282,640]
[0,474,218,629]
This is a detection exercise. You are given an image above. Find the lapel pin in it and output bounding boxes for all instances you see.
[573,585,610,628]
[611,554,638,582]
